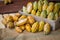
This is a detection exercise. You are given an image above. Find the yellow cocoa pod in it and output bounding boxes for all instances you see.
[39,21,45,31]
[27,16,35,24]
[25,24,31,32]
[54,13,59,20]
[16,18,27,26]
[31,9,36,15]
[31,22,39,33]
[7,22,14,29]
[44,23,51,35]
[27,2,33,13]
[12,16,18,21]
[6,16,13,22]
[19,15,27,20]
[8,0,12,4]
[20,25,25,31]
[4,0,8,5]
[15,27,22,33]
[47,2,54,14]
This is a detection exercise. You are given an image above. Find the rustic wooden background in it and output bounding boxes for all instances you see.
[0,0,60,14]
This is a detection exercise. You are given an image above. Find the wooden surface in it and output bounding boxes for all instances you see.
[0,0,60,14]
[0,0,37,14]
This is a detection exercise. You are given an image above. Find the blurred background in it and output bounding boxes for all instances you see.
[0,0,60,14]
